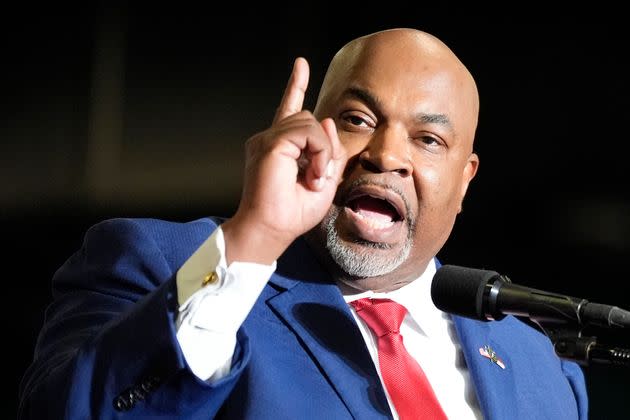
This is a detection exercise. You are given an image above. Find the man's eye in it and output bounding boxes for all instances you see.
[418,135,441,146]
[345,115,370,127]
[420,136,438,145]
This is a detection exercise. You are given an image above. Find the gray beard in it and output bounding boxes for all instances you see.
[323,206,414,278]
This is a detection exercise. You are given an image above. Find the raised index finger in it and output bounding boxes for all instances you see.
[273,57,309,124]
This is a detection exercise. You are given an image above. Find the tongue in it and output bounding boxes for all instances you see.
[352,196,397,222]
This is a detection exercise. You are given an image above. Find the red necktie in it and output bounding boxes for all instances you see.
[350,298,448,420]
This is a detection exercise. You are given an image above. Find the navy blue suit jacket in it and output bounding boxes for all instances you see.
[19,217,588,419]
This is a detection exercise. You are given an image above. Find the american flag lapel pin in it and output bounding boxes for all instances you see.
[479,345,506,369]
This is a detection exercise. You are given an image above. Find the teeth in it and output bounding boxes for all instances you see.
[354,211,395,229]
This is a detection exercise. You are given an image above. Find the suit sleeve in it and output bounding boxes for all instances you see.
[561,359,589,419]
[18,218,250,419]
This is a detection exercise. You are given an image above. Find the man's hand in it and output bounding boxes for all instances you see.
[221,57,346,265]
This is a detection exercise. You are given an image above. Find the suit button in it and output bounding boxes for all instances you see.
[141,375,161,392]
[141,380,154,392]
[113,376,161,411]
[131,386,147,401]
[113,394,132,411]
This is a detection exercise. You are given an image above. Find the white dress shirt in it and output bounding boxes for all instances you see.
[175,227,481,418]
[342,261,482,419]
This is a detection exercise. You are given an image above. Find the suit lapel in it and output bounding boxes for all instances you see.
[453,315,519,419]
[266,239,392,419]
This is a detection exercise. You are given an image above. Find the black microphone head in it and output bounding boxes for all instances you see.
[431,264,502,321]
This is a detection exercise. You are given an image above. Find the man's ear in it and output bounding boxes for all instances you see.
[457,152,479,213]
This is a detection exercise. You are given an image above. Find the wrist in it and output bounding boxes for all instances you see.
[221,215,289,265]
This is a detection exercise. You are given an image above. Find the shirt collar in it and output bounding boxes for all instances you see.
[342,258,447,338]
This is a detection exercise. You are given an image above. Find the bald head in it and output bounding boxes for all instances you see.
[314,28,479,150]
[306,28,481,291]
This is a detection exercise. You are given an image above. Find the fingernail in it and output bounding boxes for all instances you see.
[313,176,325,190]
[325,161,334,178]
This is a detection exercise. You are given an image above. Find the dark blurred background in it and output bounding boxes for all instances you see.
[5,4,629,418]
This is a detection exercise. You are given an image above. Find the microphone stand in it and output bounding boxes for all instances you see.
[534,322,630,367]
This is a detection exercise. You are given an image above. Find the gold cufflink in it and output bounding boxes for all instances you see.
[202,271,219,287]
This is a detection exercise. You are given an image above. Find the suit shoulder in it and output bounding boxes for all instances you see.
[78,215,225,269]
[87,216,224,243]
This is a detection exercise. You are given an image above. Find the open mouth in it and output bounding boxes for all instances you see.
[343,185,406,232]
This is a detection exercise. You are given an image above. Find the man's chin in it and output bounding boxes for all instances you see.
[325,236,410,278]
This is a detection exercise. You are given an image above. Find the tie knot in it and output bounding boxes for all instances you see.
[350,298,408,337]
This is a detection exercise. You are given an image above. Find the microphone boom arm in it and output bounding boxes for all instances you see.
[530,320,630,367]
[484,274,630,366]
[431,264,630,366]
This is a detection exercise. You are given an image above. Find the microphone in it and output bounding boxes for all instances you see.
[431,264,630,329]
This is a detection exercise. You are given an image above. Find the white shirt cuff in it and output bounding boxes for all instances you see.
[175,225,276,381]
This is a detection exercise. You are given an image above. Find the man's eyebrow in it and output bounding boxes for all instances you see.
[417,112,452,128]
[345,87,383,111]
[345,86,452,128]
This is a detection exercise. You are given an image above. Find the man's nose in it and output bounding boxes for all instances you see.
[358,126,412,176]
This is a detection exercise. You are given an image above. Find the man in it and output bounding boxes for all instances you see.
[19,28,587,419]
